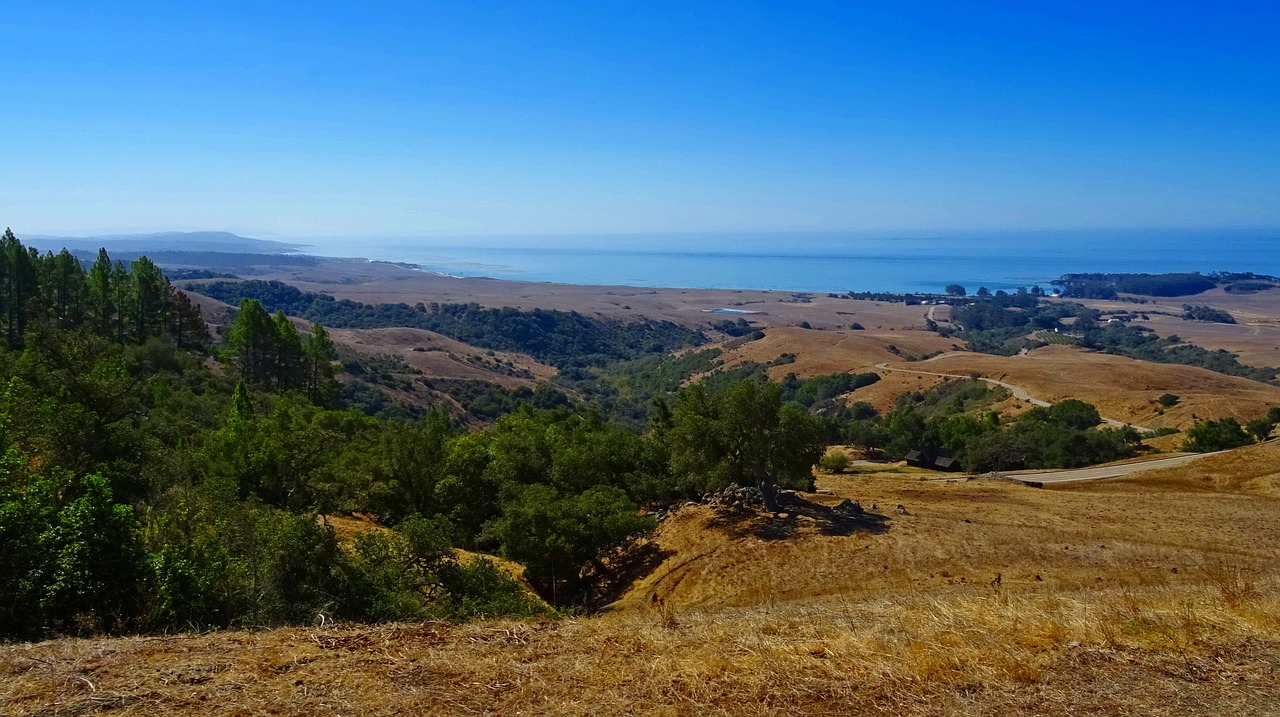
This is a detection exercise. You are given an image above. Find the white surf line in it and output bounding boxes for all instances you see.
[873,359,1146,431]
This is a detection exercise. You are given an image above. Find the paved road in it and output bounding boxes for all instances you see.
[1000,451,1223,484]
[874,360,1140,430]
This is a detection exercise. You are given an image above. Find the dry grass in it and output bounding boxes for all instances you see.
[619,454,1280,610]
[1074,438,1280,497]
[249,257,941,332]
[3,587,1276,716]
[325,326,556,387]
[1067,290,1280,371]
[716,326,957,378]
[7,452,1280,715]
[879,345,1280,429]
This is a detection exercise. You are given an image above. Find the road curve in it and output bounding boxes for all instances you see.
[873,360,1142,430]
[1001,450,1224,484]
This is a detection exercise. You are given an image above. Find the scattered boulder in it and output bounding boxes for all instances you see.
[896,504,909,515]
[833,499,863,516]
[693,483,766,511]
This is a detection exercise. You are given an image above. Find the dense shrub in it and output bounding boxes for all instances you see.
[1182,418,1254,452]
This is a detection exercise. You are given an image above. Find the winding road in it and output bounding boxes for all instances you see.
[871,356,1243,483]
[873,359,1141,430]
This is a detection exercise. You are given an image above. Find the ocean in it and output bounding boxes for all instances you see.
[297,228,1280,295]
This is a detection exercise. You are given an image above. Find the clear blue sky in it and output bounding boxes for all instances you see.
[3,1,1278,237]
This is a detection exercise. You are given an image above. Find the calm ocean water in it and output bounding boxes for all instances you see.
[299,229,1280,295]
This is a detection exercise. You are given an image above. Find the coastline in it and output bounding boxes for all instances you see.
[290,228,1280,296]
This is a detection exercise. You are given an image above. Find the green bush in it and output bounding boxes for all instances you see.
[818,450,851,473]
[1182,418,1254,453]
[438,557,552,621]
[491,484,654,606]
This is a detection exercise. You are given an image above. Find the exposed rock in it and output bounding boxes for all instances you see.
[833,499,863,516]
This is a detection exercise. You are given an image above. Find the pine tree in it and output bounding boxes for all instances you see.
[39,249,88,328]
[165,284,207,347]
[226,299,277,386]
[0,229,38,348]
[273,311,303,390]
[109,260,130,344]
[130,257,167,341]
[86,248,116,337]
[302,323,337,405]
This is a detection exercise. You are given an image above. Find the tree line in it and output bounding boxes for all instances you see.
[192,279,705,369]
[840,379,1143,472]
[1,229,206,350]
[0,230,826,640]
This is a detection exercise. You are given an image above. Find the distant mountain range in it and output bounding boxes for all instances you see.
[24,231,300,255]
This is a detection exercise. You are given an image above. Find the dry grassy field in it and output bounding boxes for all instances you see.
[245,258,937,332]
[6,443,1279,716]
[39,264,1268,714]
[325,327,557,387]
[876,345,1280,430]
[1073,292,1280,371]
[232,260,1280,430]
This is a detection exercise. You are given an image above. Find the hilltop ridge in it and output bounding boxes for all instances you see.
[24,230,300,255]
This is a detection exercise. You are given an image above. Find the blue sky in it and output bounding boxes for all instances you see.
[3,1,1278,237]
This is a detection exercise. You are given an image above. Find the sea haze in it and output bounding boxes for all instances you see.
[298,228,1280,295]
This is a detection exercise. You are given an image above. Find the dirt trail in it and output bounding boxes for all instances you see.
[874,357,1145,430]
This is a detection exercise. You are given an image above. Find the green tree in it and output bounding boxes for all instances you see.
[302,322,337,404]
[374,413,454,522]
[6,327,148,489]
[1182,417,1253,453]
[492,483,653,605]
[818,450,850,473]
[1047,399,1102,430]
[165,283,208,347]
[229,380,255,425]
[945,284,966,297]
[669,380,822,502]
[86,248,117,337]
[205,397,338,508]
[1246,417,1274,443]
[273,311,303,389]
[227,299,277,386]
[109,260,130,344]
[36,472,147,635]
[39,249,88,329]
[129,257,168,341]
[0,229,38,348]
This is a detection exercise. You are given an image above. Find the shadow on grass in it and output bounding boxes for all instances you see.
[588,541,675,610]
[705,493,890,541]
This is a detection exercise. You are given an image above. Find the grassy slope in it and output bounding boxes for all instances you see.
[6,444,1280,716]
[54,271,1276,713]
[878,345,1280,429]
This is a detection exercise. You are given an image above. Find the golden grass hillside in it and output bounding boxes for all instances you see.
[716,326,957,378]
[252,258,940,331]
[6,444,1280,715]
[713,326,956,413]
[879,345,1280,429]
[326,326,556,387]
